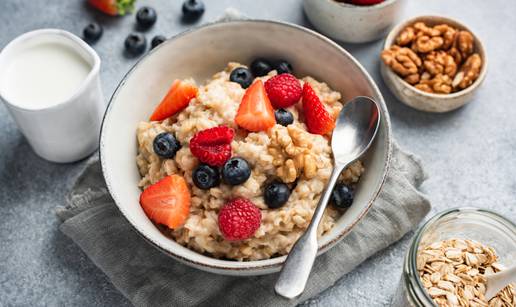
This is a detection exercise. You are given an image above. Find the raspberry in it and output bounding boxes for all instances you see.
[302,83,335,135]
[218,198,261,241]
[264,73,302,108]
[189,126,234,166]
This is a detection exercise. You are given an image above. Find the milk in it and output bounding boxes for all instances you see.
[1,42,91,109]
[0,29,104,163]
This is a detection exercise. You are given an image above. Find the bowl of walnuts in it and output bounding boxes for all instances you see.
[380,15,487,112]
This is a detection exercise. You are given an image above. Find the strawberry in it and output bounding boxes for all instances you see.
[150,79,198,121]
[302,83,335,135]
[88,0,136,16]
[264,73,302,108]
[218,198,261,241]
[235,80,276,132]
[189,126,234,167]
[139,175,191,229]
[343,0,385,5]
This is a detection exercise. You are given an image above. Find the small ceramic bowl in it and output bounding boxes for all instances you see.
[303,0,407,43]
[380,15,488,113]
[100,20,393,276]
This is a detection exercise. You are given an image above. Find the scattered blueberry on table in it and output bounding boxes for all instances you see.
[264,181,291,208]
[83,22,103,43]
[124,32,147,56]
[222,157,251,185]
[229,67,253,89]
[182,0,205,20]
[193,164,221,190]
[151,35,167,49]
[153,132,181,158]
[274,109,294,126]
[136,6,157,29]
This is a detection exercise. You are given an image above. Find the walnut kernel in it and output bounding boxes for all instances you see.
[452,53,482,89]
[381,46,422,77]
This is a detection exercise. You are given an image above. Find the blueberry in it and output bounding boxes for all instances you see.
[153,132,181,158]
[274,109,294,127]
[124,33,147,56]
[182,0,205,20]
[264,181,290,209]
[193,164,220,190]
[83,22,103,43]
[229,67,253,89]
[136,6,157,29]
[222,157,251,185]
[274,59,293,74]
[331,183,354,209]
[250,58,273,77]
[151,35,166,49]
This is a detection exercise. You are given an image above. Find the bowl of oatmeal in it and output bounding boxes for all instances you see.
[100,20,392,275]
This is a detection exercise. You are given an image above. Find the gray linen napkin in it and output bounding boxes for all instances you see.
[57,142,430,307]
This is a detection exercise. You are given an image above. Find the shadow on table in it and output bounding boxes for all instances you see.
[0,135,88,211]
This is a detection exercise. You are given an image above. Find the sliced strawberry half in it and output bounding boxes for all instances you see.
[139,175,191,229]
[235,80,276,132]
[150,79,198,121]
[302,83,335,135]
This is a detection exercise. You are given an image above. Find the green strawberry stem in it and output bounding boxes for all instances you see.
[116,0,136,15]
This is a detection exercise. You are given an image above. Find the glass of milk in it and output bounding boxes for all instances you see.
[0,29,105,163]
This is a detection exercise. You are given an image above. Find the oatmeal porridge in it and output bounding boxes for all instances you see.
[136,61,364,261]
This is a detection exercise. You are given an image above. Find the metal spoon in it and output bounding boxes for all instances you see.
[485,264,516,300]
[274,96,381,299]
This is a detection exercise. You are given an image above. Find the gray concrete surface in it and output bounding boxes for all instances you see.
[0,0,515,306]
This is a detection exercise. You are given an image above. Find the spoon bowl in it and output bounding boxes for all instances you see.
[332,96,381,164]
[275,96,381,299]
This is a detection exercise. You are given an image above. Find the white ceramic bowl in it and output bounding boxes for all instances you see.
[380,15,488,113]
[100,20,392,276]
[303,0,406,43]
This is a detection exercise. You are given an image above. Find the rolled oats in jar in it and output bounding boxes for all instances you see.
[391,208,516,306]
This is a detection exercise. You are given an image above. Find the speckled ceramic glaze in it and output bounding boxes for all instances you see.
[303,0,406,43]
[100,20,392,276]
[380,15,488,113]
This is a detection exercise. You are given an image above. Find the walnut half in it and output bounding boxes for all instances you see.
[381,46,422,77]
[452,53,482,90]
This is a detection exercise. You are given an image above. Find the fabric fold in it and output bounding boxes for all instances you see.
[58,142,430,307]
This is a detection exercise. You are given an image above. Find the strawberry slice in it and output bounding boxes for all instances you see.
[235,80,276,132]
[139,175,191,229]
[88,0,136,16]
[302,83,335,135]
[150,79,198,121]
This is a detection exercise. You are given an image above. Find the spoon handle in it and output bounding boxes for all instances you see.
[275,164,345,299]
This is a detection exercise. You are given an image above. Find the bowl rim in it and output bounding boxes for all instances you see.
[381,15,488,100]
[100,19,393,273]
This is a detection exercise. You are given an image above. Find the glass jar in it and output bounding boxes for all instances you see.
[391,207,516,306]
